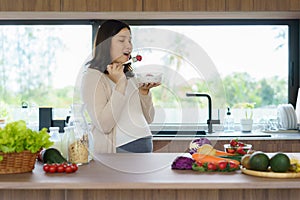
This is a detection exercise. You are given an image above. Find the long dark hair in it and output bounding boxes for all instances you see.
[87,20,131,73]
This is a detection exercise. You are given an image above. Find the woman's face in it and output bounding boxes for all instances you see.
[110,28,132,64]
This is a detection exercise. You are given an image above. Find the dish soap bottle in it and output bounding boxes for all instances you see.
[224,107,234,132]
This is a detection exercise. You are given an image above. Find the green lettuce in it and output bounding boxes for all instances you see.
[0,120,54,160]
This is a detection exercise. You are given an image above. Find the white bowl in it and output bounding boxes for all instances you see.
[136,72,162,84]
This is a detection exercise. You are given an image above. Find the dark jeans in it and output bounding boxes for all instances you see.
[116,136,153,153]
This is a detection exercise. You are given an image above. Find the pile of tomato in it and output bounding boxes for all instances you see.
[43,163,78,173]
[192,160,239,172]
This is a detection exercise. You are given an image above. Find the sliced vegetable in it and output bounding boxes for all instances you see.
[189,138,212,154]
[192,153,240,166]
[196,144,235,156]
[214,150,236,156]
[171,156,194,170]
[218,155,243,162]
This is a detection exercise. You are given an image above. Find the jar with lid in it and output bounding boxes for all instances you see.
[67,125,90,165]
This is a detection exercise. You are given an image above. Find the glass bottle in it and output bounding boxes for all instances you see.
[224,107,235,132]
[61,126,70,159]
[49,127,62,152]
[21,101,29,124]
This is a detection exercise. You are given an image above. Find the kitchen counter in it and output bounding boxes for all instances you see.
[151,124,300,153]
[151,123,300,140]
[1,153,300,200]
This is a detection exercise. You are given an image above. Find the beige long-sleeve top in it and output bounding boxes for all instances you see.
[81,68,155,153]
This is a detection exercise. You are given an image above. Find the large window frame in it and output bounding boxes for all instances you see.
[0,19,299,111]
[116,19,299,108]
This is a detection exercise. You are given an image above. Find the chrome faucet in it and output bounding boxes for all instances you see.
[186,92,220,133]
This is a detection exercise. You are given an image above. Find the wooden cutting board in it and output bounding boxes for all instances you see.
[241,167,300,178]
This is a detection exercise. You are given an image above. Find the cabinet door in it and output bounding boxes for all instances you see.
[0,0,60,11]
[207,0,226,11]
[253,0,289,11]
[290,0,300,11]
[226,0,253,11]
[61,0,143,12]
[143,0,225,11]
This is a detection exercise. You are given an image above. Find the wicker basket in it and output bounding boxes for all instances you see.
[0,150,38,174]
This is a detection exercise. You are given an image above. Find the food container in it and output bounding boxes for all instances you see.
[224,144,252,154]
[136,72,163,84]
[67,126,89,165]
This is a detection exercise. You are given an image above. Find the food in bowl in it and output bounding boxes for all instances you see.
[136,72,162,84]
[224,143,252,155]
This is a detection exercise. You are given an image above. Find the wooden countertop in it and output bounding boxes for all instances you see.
[1,153,300,190]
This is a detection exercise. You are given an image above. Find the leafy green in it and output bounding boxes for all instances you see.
[0,120,53,160]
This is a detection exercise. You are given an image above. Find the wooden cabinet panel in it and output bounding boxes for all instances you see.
[143,0,225,11]
[0,0,60,11]
[226,0,253,11]
[143,0,206,11]
[253,0,289,11]
[206,0,226,11]
[153,139,300,153]
[290,0,300,11]
[61,0,143,11]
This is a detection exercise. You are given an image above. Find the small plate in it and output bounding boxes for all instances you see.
[277,105,288,129]
[286,104,297,129]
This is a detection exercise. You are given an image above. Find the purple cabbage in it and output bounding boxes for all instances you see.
[189,138,212,154]
[171,156,194,170]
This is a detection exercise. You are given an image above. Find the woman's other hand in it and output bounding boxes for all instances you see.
[139,82,161,95]
[106,62,126,83]
[107,63,128,95]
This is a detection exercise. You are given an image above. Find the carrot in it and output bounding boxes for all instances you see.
[214,150,236,156]
[192,153,240,166]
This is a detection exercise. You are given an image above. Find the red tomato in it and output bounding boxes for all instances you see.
[48,165,57,173]
[65,166,73,173]
[136,55,142,61]
[43,164,50,173]
[230,138,238,147]
[229,161,239,169]
[226,148,235,154]
[218,161,228,170]
[57,165,65,173]
[70,163,78,172]
[238,142,245,147]
[207,162,217,171]
[236,147,247,155]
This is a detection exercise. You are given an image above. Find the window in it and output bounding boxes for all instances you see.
[126,20,298,127]
[0,19,298,130]
[0,22,92,121]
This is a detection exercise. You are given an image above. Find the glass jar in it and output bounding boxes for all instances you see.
[67,125,89,165]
